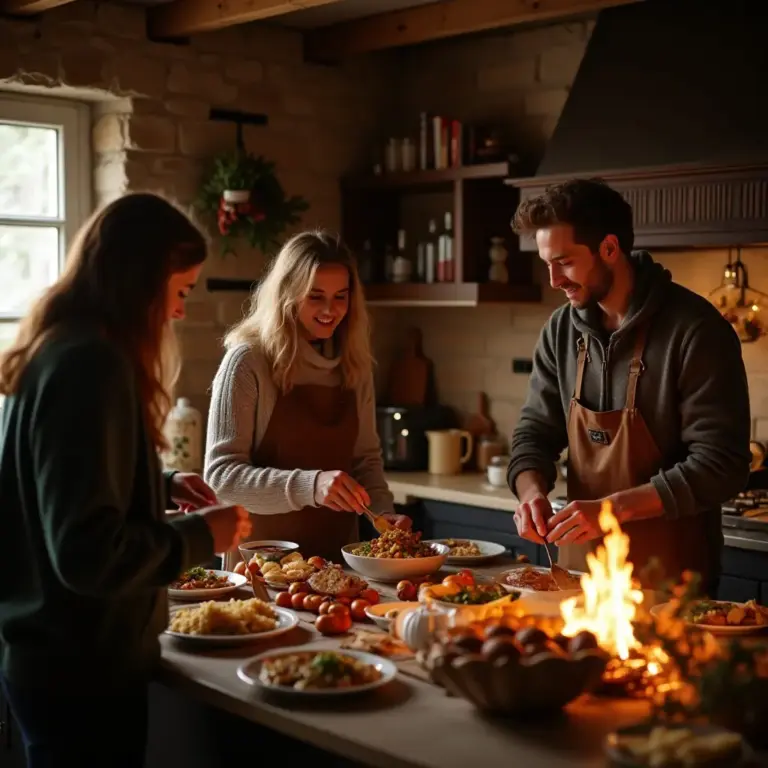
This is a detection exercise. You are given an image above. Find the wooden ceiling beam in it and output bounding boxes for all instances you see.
[305,0,644,60]
[0,0,77,12]
[148,0,344,39]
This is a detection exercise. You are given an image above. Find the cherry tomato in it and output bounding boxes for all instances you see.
[289,581,310,596]
[359,588,380,605]
[246,563,261,582]
[303,594,324,613]
[350,599,371,621]
[442,575,464,590]
[316,611,352,635]
[334,611,352,633]
[456,569,475,587]
[318,601,334,615]
[396,580,417,601]
[291,592,307,610]
[328,603,351,619]
[307,556,326,569]
[275,591,293,609]
[315,614,339,635]
[335,596,352,606]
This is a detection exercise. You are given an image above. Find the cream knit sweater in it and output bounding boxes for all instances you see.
[204,339,394,517]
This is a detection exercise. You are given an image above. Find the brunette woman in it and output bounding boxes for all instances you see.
[206,230,408,567]
[0,193,251,768]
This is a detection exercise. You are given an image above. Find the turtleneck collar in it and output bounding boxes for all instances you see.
[301,337,340,371]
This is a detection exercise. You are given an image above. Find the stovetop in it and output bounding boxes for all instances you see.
[721,489,768,531]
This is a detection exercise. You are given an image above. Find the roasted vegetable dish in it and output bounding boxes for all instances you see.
[350,528,436,559]
[258,651,382,690]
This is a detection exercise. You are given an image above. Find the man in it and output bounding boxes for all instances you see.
[507,178,751,592]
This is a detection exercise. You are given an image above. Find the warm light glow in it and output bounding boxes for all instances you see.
[560,500,643,659]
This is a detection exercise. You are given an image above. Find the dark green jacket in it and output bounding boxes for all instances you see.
[0,330,214,689]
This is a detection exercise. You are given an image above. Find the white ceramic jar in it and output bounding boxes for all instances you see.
[161,397,203,473]
[486,454,510,487]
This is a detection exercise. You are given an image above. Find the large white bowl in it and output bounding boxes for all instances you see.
[341,542,449,583]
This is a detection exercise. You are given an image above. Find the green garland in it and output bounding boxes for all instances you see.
[196,151,308,255]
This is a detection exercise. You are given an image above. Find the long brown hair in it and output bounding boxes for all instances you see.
[225,230,372,391]
[0,192,208,448]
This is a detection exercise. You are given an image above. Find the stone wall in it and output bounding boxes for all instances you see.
[0,0,394,417]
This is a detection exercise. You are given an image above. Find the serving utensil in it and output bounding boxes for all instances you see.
[542,541,574,590]
[362,506,394,534]
[237,550,270,601]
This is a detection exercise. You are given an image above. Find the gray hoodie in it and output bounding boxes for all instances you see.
[508,251,751,534]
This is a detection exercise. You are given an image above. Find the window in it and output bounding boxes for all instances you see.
[0,94,91,354]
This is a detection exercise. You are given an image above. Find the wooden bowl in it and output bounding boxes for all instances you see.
[420,635,609,716]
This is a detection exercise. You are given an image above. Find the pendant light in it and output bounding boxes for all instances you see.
[707,248,768,343]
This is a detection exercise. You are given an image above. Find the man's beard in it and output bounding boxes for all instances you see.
[572,259,614,309]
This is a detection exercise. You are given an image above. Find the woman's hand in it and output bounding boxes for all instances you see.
[382,513,412,531]
[315,470,370,513]
[170,472,218,513]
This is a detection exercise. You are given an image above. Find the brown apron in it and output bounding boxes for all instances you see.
[558,326,714,588]
[230,384,360,568]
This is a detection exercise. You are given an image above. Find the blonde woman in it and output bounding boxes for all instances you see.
[206,230,408,564]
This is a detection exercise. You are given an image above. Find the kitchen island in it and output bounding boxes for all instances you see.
[150,558,652,768]
[152,633,650,768]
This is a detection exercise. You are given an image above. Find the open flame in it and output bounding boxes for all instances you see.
[559,500,669,690]
[560,500,643,658]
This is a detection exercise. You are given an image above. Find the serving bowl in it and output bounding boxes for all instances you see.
[419,619,609,716]
[341,542,449,583]
[238,539,300,565]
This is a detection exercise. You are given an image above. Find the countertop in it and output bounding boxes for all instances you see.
[385,471,768,553]
[159,561,653,768]
[385,471,567,512]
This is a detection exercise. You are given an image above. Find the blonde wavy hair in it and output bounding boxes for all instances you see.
[0,193,207,450]
[225,230,372,391]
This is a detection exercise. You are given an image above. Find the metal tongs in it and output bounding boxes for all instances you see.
[361,505,394,534]
[542,541,575,590]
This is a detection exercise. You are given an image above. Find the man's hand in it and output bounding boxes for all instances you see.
[546,499,603,545]
[171,472,218,512]
[513,492,552,543]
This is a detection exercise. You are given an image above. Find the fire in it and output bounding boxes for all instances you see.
[559,500,670,690]
[560,500,644,658]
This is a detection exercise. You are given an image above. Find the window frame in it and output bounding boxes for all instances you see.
[0,92,91,323]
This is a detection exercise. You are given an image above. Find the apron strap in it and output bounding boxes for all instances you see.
[574,333,590,401]
[625,325,649,410]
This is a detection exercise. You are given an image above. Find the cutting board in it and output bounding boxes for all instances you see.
[466,391,495,440]
[386,327,432,406]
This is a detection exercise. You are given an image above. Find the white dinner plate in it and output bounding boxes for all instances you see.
[424,539,506,564]
[650,600,768,636]
[165,605,298,646]
[237,646,398,697]
[168,569,247,601]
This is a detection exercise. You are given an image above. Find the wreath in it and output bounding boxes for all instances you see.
[196,151,309,255]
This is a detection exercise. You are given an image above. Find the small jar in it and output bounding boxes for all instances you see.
[385,138,399,173]
[486,454,510,488]
[476,434,505,471]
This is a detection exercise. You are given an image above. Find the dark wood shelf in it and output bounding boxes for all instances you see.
[343,161,511,191]
[363,282,541,306]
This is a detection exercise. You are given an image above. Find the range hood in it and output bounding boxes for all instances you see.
[509,0,768,249]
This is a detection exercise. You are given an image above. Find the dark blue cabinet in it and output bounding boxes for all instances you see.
[413,500,544,565]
